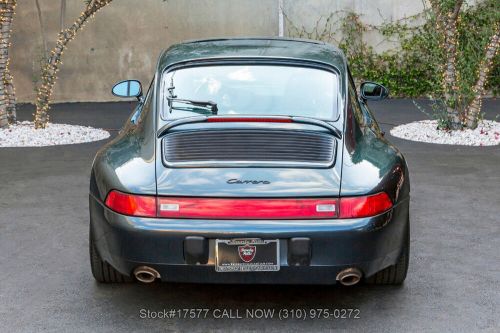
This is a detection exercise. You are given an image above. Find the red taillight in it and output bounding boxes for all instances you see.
[104,190,156,217]
[339,192,393,218]
[157,197,337,219]
[207,117,292,123]
[104,191,392,219]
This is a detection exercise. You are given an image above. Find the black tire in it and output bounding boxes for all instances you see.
[89,231,132,283]
[366,226,410,285]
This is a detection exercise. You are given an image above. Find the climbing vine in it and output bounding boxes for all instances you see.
[286,1,499,99]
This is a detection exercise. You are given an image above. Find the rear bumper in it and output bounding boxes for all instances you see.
[89,195,409,285]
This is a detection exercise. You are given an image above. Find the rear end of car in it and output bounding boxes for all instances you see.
[89,39,409,285]
[92,118,406,285]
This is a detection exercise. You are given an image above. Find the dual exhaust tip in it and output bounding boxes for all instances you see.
[133,266,362,286]
[336,267,362,286]
[133,266,160,283]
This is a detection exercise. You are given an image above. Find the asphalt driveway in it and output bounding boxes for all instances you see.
[0,100,499,332]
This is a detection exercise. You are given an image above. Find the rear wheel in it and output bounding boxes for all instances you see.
[366,226,409,285]
[89,230,132,283]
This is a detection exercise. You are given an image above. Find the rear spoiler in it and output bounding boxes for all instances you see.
[156,116,342,139]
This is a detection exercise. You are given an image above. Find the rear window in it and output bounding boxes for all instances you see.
[160,65,340,120]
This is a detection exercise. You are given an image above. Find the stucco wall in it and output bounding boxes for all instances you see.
[11,0,426,103]
[283,0,426,52]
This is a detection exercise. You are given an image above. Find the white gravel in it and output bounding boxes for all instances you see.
[390,120,500,146]
[0,121,110,147]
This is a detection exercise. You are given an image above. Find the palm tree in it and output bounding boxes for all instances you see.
[430,0,499,130]
[34,0,114,129]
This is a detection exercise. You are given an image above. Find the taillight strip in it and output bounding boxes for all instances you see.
[157,197,337,219]
[104,191,393,219]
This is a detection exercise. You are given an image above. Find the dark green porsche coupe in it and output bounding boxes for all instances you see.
[89,38,410,286]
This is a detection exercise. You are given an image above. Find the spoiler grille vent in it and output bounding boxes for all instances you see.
[162,130,336,167]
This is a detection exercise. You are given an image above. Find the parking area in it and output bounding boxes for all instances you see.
[0,100,499,332]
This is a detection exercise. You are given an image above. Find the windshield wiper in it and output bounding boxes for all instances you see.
[167,97,218,115]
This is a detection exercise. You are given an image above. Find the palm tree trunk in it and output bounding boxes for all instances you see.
[0,1,9,128]
[4,0,15,124]
[442,18,462,129]
[430,0,463,130]
[34,0,113,129]
[0,0,16,128]
[5,66,16,123]
[465,27,499,129]
[443,2,463,129]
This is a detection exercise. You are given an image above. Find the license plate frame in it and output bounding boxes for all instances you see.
[215,238,280,272]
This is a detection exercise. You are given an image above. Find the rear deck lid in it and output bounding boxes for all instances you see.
[155,120,342,197]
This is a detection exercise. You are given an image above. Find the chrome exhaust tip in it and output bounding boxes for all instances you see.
[336,267,362,286]
[133,266,160,283]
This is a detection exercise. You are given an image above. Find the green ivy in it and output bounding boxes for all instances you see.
[286,2,499,98]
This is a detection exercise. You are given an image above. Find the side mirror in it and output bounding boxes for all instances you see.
[360,81,389,101]
[112,80,142,99]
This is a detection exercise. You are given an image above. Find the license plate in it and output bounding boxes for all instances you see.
[215,239,280,272]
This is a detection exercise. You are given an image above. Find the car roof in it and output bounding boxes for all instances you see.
[158,37,346,73]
